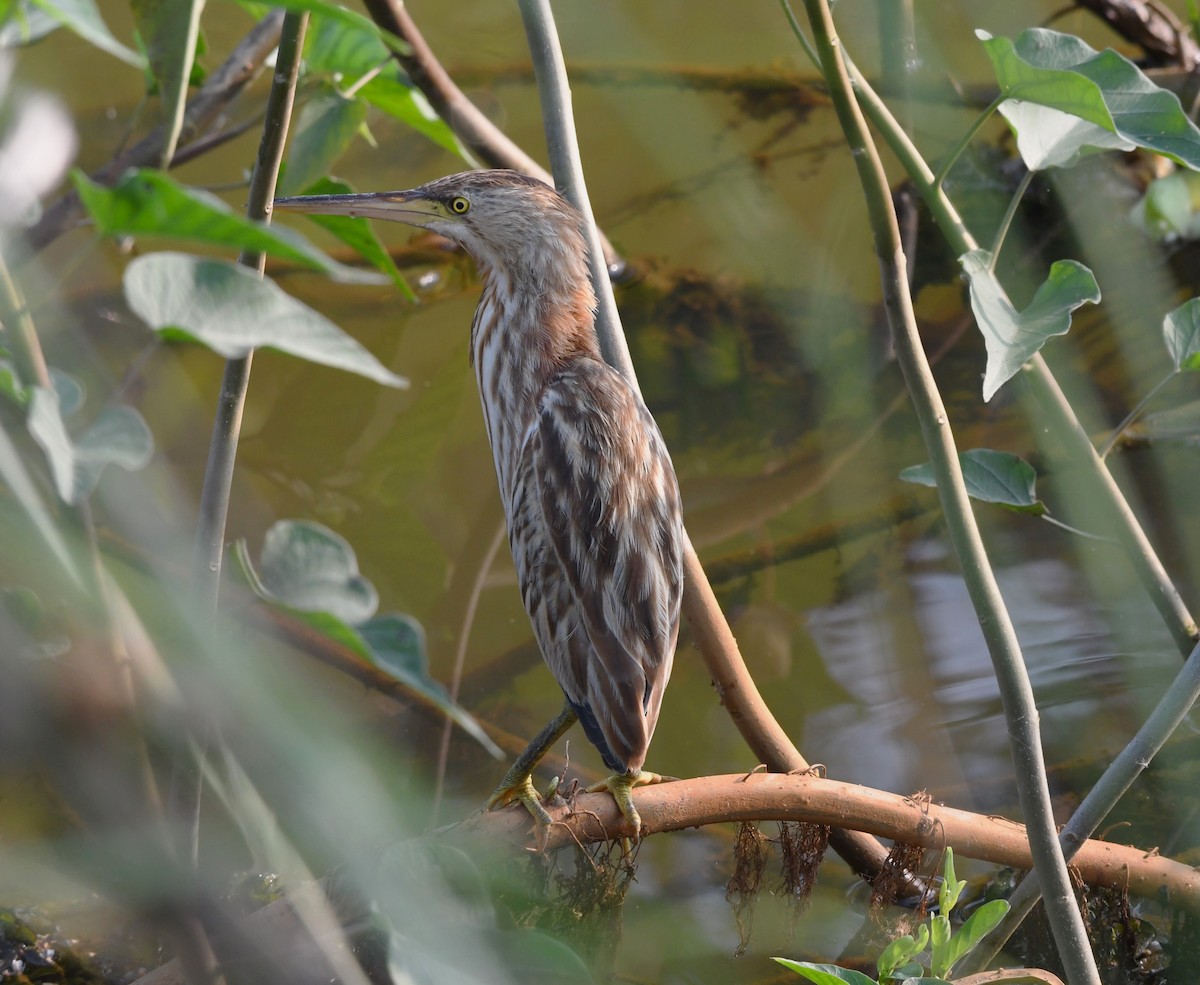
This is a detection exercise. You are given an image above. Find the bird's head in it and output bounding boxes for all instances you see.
[274,169,591,287]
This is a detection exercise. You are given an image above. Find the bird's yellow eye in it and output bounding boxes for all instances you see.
[450,196,470,215]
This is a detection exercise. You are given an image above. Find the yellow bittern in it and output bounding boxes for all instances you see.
[275,170,683,838]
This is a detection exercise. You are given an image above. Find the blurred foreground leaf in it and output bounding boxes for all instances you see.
[959,248,1100,401]
[75,169,385,284]
[26,387,153,503]
[124,252,408,387]
[256,519,378,623]
[235,528,502,758]
[900,448,1046,515]
[1131,171,1200,242]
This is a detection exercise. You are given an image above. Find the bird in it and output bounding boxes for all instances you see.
[274,170,684,840]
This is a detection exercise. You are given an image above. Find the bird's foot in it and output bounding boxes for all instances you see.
[586,770,666,842]
[486,772,555,827]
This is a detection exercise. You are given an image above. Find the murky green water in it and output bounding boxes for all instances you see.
[9,1,1200,980]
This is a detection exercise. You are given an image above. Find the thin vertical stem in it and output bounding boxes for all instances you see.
[191,11,309,608]
[793,2,1100,981]
[989,168,1035,270]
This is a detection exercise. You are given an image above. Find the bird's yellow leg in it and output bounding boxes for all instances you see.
[587,770,665,840]
[486,703,577,826]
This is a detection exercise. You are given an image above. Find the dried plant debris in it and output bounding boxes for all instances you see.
[869,841,928,916]
[725,821,768,956]
[775,820,830,920]
[491,841,635,977]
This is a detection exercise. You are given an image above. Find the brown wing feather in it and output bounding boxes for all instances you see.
[508,357,683,774]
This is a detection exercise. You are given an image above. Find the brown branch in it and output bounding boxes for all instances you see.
[461,772,1200,910]
[26,10,286,252]
[1075,0,1200,67]
[126,770,1198,985]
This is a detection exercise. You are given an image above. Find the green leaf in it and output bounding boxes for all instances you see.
[0,1,60,46]
[279,86,366,197]
[27,387,153,503]
[877,926,929,979]
[29,0,145,67]
[359,76,470,161]
[359,614,504,759]
[130,0,205,163]
[978,28,1200,170]
[771,960,878,985]
[295,177,415,300]
[996,102,1133,171]
[240,0,408,55]
[1131,171,1200,241]
[900,449,1046,515]
[932,899,1010,978]
[256,519,378,623]
[938,848,966,915]
[960,248,1100,401]
[303,10,388,76]
[1163,298,1200,371]
[123,252,408,388]
[74,169,385,285]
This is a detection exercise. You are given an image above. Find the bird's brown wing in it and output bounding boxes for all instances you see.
[510,358,683,774]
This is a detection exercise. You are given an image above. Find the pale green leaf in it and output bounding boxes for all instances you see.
[771,959,878,985]
[279,87,366,197]
[257,519,378,623]
[960,248,1100,401]
[124,252,408,387]
[130,0,205,163]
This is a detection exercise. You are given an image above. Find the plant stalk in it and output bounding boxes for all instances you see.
[190,11,308,608]
[844,53,1199,657]
[792,2,1100,981]
[963,638,1200,972]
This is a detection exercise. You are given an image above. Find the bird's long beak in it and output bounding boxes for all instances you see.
[272,190,441,227]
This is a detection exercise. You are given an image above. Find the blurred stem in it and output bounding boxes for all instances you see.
[1097,369,1177,460]
[989,168,1035,272]
[792,2,1100,982]
[191,11,308,607]
[0,249,51,390]
[963,638,1200,973]
[843,47,1199,657]
[933,95,1005,189]
[518,0,899,885]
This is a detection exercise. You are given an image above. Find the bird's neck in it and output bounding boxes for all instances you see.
[470,260,599,501]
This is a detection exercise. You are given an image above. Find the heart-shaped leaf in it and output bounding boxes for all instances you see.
[75,169,385,285]
[124,252,408,387]
[979,28,1200,169]
[960,248,1100,401]
[900,449,1046,515]
[255,519,378,624]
